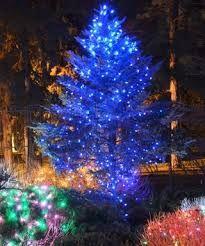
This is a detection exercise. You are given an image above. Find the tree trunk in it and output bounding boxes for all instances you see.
[24,123,29,170]
[0,84,12,169]
[20,30,31,167]
[169,0,180,170]
[21,30,31,94]
[40,38,49,88]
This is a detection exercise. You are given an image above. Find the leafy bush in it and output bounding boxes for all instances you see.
[56,191,148,245]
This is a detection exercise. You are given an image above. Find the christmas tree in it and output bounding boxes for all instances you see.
[35,4,165,204]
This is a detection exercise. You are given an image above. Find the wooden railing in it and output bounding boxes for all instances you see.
[140,158,205,175]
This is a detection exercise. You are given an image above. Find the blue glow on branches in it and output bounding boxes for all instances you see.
[35,4,166,211]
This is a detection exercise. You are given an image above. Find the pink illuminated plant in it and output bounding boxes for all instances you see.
[142,198,205,246]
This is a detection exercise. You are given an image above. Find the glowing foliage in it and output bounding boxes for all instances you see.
[48,64,76,95]
[22,162,98,191]
[142,199,205,246]
[0,185,76,245]
[35,4,164,204]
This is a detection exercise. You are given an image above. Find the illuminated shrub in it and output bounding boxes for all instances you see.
[18,162,99,192]
[0,185,77,245]
[141,198,205,246]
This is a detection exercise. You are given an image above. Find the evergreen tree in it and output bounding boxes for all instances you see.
[35,4,165,203]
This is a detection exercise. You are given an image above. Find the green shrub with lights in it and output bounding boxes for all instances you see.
[0,185,77,245]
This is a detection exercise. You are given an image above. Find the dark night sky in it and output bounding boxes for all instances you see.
[0,0,204,99]
[66,0,141,18]
[73,0,205,99]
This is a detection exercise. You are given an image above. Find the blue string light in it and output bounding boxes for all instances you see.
[35,3,166,215]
